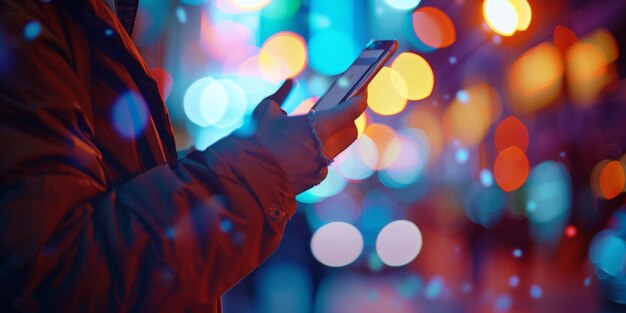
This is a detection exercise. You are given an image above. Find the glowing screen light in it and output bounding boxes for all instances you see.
[367,67,408,116]
[384,0,421,10]
[111,91,150,139]
[493,146,529,192]
[376,220,423,267]
[259,32,307,82]
[391,52,434,101]
[411,7,456,49]
[483,0,518,36]
[311,222,363,267]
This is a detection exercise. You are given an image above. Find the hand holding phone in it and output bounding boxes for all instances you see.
[311,39,398,112]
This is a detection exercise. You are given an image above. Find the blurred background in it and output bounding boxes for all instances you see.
[132,0,626,312]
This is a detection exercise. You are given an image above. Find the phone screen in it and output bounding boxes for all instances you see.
[313,48,387,111]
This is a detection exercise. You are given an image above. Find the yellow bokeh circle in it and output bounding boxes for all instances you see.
[367,67,408,116]
[391,52,434,101]
[259,32,307,82]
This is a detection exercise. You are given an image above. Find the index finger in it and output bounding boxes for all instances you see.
[315,93,368,132]
[264,79,294,107]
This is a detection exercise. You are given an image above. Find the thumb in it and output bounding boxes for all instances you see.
[316,93,368,133]
[264,79,294,107]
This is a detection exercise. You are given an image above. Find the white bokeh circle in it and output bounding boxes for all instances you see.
[311,222,363,267]
[376,220,423,267]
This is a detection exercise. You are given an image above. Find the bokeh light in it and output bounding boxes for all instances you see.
[464,183,507,228]
[494,116,529,152]
[261,0,301,19]
[443,83,502,147]
[566,35,617,107]
[411,7,456,49]
[355,113,367,137]
[367,67,408,116]
[305,166,348,199]
[199,18,253,62]
[308,31,359,76]
[364,123,400,170]
[183,77,228,127]
[23,21,42,41]
[255,263,312,313]
[554,25,578,55]
[376,220,423,267]
[385,0,421,10]
[508,43,564,114]
[335,134,377,181]
[379,128,430,188]
[526,161,572,245]
[390,52,434,101]
[493,146,529,192]
[403,106,443,161]
[311,222,364,267]
[591,160,626,200]
[259,32,307,82]
[307,192,358,231]
[483,0,518,36]
[510,0,532,31]
[213,78,248,129]
[590,230,626,276]
[565,225,578,238]
[111,91,150,139]
[216,0,272,13]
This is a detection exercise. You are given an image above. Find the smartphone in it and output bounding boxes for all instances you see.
[311,39,398,111]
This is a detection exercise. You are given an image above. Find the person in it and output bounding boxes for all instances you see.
[0,0,367,312]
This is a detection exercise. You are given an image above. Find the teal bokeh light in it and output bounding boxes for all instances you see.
[525,161,572,246]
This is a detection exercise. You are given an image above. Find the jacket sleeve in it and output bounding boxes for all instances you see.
[0,2,296,312]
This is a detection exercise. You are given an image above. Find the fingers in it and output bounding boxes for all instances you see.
[254,79,294,120]
[252,99,284,121]
[322,124,358,159]
[264,79,294,107]
[316,93,368,133]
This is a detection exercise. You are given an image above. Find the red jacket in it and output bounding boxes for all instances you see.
[0,0,296,312]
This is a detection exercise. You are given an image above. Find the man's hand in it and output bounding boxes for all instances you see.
[250,79,367,194]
